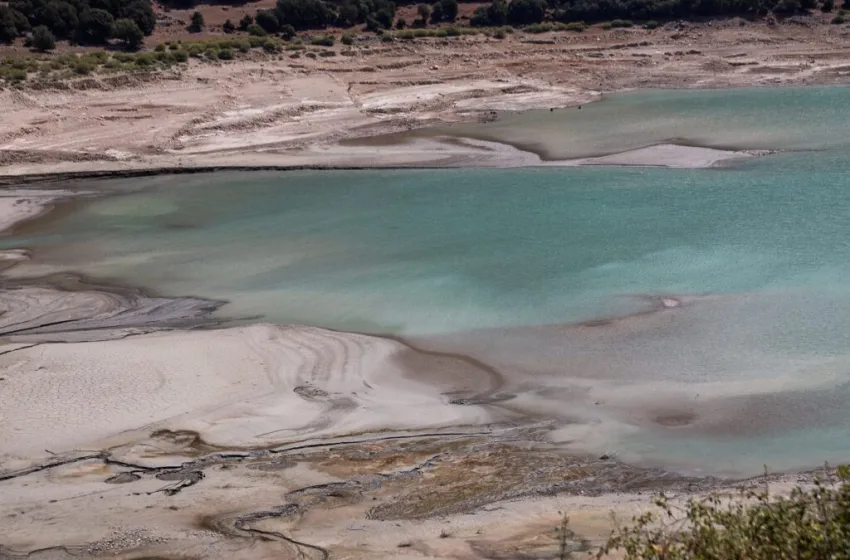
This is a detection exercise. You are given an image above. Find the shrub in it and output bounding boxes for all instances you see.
[441,0,459,20]
[417,3,432,23]
[565,21,586,31]
[644,19,659,28]
[430,1,444,22]
[256,10,280,32]
[154,49,173,62]
[236,39,251,52]
[31,25,55,51]
[75,8,114,44]
[262,38,279,52]
[275,0,336,30]
[113,18,144,50]
[280,24,296,39]
[610,18,633,26]
[832,12,846,20]
[396,17,407,28]
[311,34,334,46]
[73,60,94,74]
[103,58,120,69]
[239,14,253,30]
[444,25,460,35]
[524,22,553,32]
[223,18,236,33]
[507,0,547,24]
[600,467,850,560]
[247,23,267,36]
[493,27,506,38]
[172,49,189,62]
[341,32,354,44]
[187,43,204,57]
[188,11,204,33]
[218,47,234,59]
[822,0,835,10]
[204,47,219,59]
[154,43,165,51]
[4,68,29,81]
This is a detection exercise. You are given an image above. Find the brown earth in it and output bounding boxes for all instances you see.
[2,14,850,177]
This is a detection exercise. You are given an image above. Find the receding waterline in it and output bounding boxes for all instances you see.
[4,85,850,477]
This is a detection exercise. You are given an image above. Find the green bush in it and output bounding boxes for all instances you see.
[280,24,296,39]
[444,25,460,35]
[204,47,219,60]
[822,0,836,8]
[610,18,633,26]
[262,38,280,52]
[644,19,659,28]
[73,60,94,74]
[223,19,236,33]
[255,9,280,32]
[154,43,166,51]
[188,11,204,33]
[341,33,354,44]
[134,52,155,66]
[187,44,204,57]
[247,23,267,36]
[524,22,553,32]
[493,27,507,38]
[248,35,267,48]
[217,47,234,60]
[31,25,55,51]
[600,466,850,560]
[237,40,251,52]
[113,18,144,50]
[396,17,407,28]
[239,14,253,31]
[172,49,189,62]
[3,68,28,82]
[565,21,586,31]
[311,34,335,46]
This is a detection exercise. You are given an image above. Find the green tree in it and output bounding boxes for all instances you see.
[275,0,335,29]
[0,6,21,43]
[119,0,156,35]
[188,10,204,32]
[279,23,296,38]
[40,1,78,38]
[238,13,253,30]
[487,0,508,25]
[822,0,835,10]
[430,1,443,21]
[417,2,431,22]
[507,0,546,24]
[222,18,236,32]
[76,8,114,44]
[31,24,55,50]
[441,0,458,20]
[112,17,143,49]
[255,9,280,32]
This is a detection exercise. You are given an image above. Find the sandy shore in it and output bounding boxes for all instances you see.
[4,18,850,177]
[2,19,850,558]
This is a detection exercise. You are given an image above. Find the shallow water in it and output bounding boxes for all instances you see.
[6,86,850,476]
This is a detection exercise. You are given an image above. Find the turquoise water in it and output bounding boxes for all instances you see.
[430,85,850,159]
[6,86,850,476]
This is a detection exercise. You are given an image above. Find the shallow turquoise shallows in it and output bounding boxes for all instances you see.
[6,86,850,476]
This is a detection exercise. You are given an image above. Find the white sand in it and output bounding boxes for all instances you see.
[0,324,492,462]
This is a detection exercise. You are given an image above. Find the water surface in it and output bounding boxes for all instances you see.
[6,86,850,476]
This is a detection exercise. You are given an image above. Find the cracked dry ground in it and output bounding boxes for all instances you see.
[0,425,722,559]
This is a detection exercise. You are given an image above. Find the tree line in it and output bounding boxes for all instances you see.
[1,0,154,46]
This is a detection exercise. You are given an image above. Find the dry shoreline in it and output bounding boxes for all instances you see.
[3,20,850,558]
